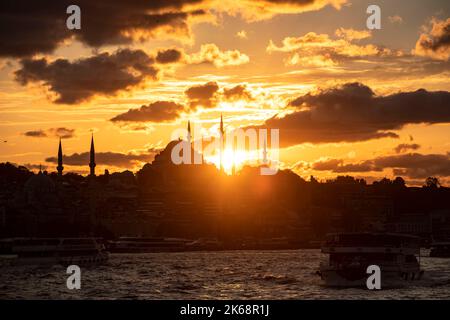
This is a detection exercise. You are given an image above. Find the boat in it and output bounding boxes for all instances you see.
[11,238,109,266]
[317,233,424,288]
[430,241,450,257]
[108,237,190,253]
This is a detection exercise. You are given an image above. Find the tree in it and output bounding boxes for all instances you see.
[424,177,440,189]
[393,177,406,188]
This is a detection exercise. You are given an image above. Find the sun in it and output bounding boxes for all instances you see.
[206,147,249,174]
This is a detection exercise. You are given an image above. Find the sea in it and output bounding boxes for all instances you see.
[1,250,450,299]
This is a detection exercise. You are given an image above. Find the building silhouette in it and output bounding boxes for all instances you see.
[1,117,449,246]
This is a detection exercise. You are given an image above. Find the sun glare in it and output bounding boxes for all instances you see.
[205,148,254,174]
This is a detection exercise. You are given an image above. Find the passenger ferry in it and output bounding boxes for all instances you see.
[430,241,450,257]
[108,237,190,253]
[10,238,109,266]
[317,233,424,287]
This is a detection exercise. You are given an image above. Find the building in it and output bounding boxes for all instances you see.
[386,213,431,237]
[341,191,394,231]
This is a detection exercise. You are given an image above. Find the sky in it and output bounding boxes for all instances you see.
[0,0,449,185]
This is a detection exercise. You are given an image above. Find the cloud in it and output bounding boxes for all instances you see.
[236,30,248,39]
[111,101,186,123]
[382,153,450,179]
[267,31,400,67]
[155,44,250,67]
[415,18,450,61]
[216,0,347,21]
[187,44,250,67]
[23,127,76,139]
[154,45,250,67]
[394,143,420,154]
[388,15,403,24]
[156,49,184,64]
[312,158,376,173]
[111,82,258,124]
[14,45,249,104]
[15,49,158,104]
[23,130,47,138]
[335,28,371,41]
[222,84,253,101]
[45,149,159,168]
[249,82,450,146]
[185,81,220,108]
[0,1,350,58]
[312,153,450,180]
[0,0,209,58]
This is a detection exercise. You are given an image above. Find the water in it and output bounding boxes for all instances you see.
[1,250,450,299]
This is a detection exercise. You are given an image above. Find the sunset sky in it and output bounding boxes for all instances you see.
[0,0,449,185]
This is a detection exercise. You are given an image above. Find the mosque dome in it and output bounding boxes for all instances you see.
[24,171,56,202]
[152,139,201,166]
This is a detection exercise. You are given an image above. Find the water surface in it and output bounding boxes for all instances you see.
[1,250,449,299]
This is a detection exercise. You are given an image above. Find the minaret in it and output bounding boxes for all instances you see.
[187,120,192,164]
[262,135,268,165]
[187,120,192,143]
[89,134,96,177]
[57,138,64,176]
[220,114,224,137]
[219,114,224,172]
[231,143,236,176]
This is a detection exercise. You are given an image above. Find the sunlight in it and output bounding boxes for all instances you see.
[205,147,253,174]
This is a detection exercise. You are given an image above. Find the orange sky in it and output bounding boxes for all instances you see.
[0,0,449,185]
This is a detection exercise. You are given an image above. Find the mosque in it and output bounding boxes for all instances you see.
[5,118,228,237]
[2,116,285,239]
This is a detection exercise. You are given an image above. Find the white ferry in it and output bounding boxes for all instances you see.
[317,233,424,288]
[11,238,109,266]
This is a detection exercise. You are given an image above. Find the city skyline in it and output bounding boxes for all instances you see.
[0,0,449,186]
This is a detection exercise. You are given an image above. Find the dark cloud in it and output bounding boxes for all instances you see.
[111,101,186,123]
[49,127,76,139]
[223,84,253,101]
[156,49,184,64]
[24,130,47,138]
[250,82,450,147]
[185,81,219,108]
[0,0,207,57]
[378,153,450,179]
[45,149,159,168]
[111,82,257,124]
[15,49,158,104]
[311,159,382,173]
[312,153,450,180]
[415,18,450,60]
[312,158,376,173]
[394,143,420,154]
[0,1,345,58]
[23,127,75,138]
